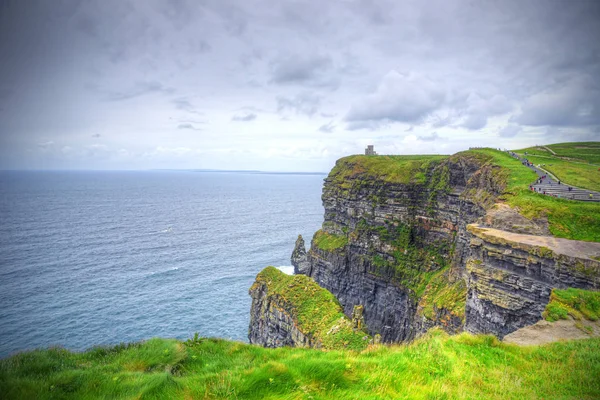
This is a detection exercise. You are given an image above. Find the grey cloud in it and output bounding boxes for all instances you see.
[460,114,487,130]
[498,124,522,138]
[173,98,202,114]
[345,71,445,127]
[177,123,201,130]
[318,121,335,133]
[91,133,101,138]
[346,120,388,131]
[405,126,414,132]
[232,113,257,122]
[38,141,55,149]
[105,81,174,101]
[511,78,600,127]
[270,54,338,89]
[277,92,321,116]
[417,132,442,141]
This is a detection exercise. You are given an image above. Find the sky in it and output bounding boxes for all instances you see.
[0,0,599,171]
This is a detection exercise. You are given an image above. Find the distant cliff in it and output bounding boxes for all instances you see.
[251,150,600,348]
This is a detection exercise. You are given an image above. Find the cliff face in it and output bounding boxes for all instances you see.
[289,153,600,343]
[465,224,600,337]
[289,154,500,342]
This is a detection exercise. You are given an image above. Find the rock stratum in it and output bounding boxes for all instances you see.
[249,150,600,348]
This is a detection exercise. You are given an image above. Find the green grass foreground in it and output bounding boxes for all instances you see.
[2,330,600,399]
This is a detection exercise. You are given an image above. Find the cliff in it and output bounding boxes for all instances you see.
[248,266,371,350]
[287,150,600,343]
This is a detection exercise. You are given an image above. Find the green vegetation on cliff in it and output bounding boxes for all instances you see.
[313,229,348,252]
[544,288,600,322]
[251,267,369,350]
[3,331,600,399]
[465,148,600,242]
[419,269,467,322]
[328,154,447,188]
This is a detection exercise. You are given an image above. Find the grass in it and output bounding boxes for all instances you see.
[328,154,447,188]
[543,288,600,322]
[313,229,348,252]
[2,330,600,399]
[419,269,467,322]
[512,142,600,192]
[520,154,600,192]
[515,142,600,164]
[251,267,370,350]
[465,148,600,242]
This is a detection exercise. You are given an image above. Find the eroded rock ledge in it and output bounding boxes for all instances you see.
[465,224,600,337]
[248,267,370,350]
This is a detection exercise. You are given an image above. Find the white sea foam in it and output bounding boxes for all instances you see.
[276,266,295,275]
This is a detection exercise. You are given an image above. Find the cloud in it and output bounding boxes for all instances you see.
[91,133,101,138]
[270,54,338,88]
[511,78,600,127]
[318,121,335,133]
[37,141,54,149]
[172,98,202,115]
[232,113,257,122]
[498,124,522,138]
[177,123,201,130]
[277,92,322,116]
[345,71,445,128]
[105,81,174,101]
[417,132,442,141]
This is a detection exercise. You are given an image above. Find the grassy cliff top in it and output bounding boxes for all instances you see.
[328,154,448,186]
[514,142,600,164]
[252,267,369,350]
[511,142,600,192]
[461,148,600,242]
[2,330,600,399]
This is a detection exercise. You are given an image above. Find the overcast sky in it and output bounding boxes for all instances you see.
[0,0,599,171]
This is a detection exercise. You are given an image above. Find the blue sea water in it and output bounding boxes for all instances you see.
[0,170,325,358]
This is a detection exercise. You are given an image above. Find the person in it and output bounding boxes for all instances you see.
[591,193,594,200]
[558,180,561,185]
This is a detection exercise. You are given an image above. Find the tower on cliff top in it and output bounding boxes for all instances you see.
[365,145,377,155]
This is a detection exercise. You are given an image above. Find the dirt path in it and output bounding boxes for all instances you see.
[503,319,600,346]
[542,145,557,155]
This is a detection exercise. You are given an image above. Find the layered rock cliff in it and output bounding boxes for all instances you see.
[465,224,600,337]
[288,152,600,343]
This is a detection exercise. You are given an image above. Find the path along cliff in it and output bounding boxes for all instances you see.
[250,149,600,348]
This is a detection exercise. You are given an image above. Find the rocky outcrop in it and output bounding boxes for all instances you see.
[291,235,311,275]
[248,275,311,348]
[248,267,371,350]
[465,224,600,338]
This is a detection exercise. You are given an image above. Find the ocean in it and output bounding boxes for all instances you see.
[0,170,325,358]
